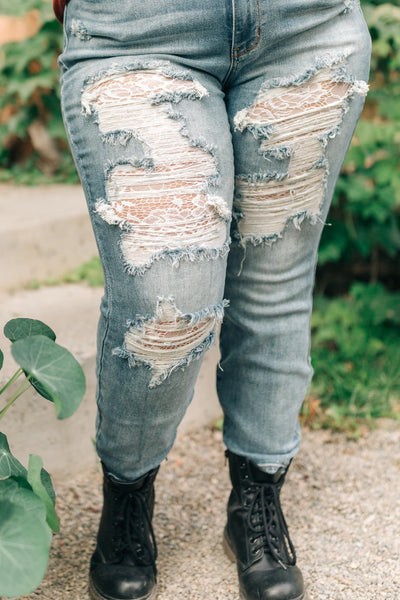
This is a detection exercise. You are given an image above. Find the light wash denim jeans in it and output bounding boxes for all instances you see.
[59,0,371,481]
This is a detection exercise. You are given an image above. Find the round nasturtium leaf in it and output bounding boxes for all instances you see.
[3,319,57,400]
[0,348,3,370]
[3,318,56,343]
[2,317,56,400]
[0,479,52,598]
[11,335,86,419]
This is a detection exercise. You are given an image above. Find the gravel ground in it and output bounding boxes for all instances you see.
[17,420,400,600]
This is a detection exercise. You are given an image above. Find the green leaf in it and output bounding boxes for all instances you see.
[0,435,56,505]
[0,432,27,481]
[27,454,59,532]
[40,465,56,505]
[3,317,56,343]
[11,335,85,419]
[9,475,32,490]
[4,321,59,401]
[0,348,3,370]
[0,479,52,598]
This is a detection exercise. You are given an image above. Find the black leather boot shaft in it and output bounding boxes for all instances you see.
[89,464,159,600]
[224,450,306,600]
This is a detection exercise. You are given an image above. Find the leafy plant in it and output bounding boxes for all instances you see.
[0,317,85,598]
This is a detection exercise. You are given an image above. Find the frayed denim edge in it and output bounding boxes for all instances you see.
[233,210,323,248]
[122,241,231,276]
[113,299,229,387]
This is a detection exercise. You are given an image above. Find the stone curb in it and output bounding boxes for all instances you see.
[0,184,97,291]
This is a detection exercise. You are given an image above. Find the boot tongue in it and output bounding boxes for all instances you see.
[105,465,159,492]
[248,461,286,484]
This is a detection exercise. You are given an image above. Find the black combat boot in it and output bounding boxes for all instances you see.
[89,464,159,600]
[223,450,306,600]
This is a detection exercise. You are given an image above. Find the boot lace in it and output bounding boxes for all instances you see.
[246,479,296,569]
[112,488,157,567]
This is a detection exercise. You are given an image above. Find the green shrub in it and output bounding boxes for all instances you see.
[0,0,78,182]
[304,282,400,433]
[318,1,400,286]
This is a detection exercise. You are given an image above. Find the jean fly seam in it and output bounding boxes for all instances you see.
[223,0,237,87]
[233,0,261,58]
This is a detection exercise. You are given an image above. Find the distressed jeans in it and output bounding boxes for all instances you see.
[59,0,371,481]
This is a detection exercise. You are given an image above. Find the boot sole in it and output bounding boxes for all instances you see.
[88,577,157,600]
[223,529,308,600]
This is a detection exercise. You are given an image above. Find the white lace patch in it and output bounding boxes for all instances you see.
[234,68,368,241]
[82,71,229,271]
[122,298,223,386]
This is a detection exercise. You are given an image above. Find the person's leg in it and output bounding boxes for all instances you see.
[59,2,235,598]
[218,1,371,598]
[60,2,234,483]
[220,0,371,475]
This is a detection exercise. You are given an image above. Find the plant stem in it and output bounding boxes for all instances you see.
[0,368,24,396]
[0,379,31,420]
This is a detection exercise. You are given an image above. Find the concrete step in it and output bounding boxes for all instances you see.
[0,184,98,291]
[0,284,221,482]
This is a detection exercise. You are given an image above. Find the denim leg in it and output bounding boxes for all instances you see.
[60,55,234,480]
[59,0,371,478]
[218,0,371,468]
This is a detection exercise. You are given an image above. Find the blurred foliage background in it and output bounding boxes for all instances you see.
[0,0,399,432]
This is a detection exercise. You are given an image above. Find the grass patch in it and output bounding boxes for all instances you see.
[26,257,104,289]
[56,256,104,287]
